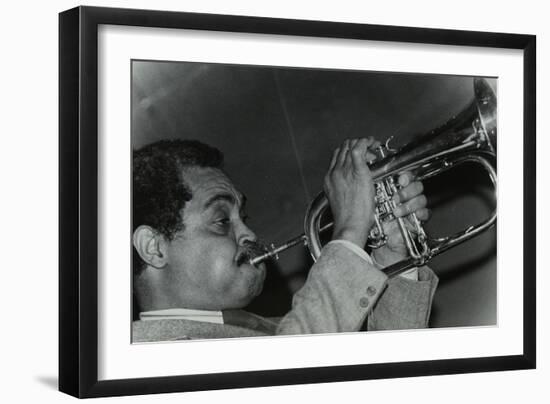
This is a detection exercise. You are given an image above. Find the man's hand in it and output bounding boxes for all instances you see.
[372,171,430,267]
[324,138,378,248]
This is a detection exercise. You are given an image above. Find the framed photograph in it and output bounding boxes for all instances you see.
[59,6,536,398]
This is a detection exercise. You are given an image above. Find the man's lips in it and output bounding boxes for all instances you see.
[236,251,252,266]
[236,240,269,266]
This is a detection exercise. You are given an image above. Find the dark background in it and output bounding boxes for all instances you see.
[132,60,497,328]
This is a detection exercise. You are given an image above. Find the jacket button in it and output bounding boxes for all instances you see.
[366,286,377,296]
[359,297,369,308]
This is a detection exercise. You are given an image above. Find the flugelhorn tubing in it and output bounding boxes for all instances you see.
[249,152,496,270]
[381,154,497,277]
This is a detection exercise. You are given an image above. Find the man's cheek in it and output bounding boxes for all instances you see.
[209,237,238,258]
[210,247,236,270]
[209,253,240,291]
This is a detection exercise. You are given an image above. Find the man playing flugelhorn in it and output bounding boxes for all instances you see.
[132,137,437,342]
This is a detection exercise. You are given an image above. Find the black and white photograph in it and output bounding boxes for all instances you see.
[131,61,497,343]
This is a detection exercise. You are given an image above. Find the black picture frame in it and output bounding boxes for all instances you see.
[59,5,536,398]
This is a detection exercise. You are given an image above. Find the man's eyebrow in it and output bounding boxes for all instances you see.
[203,193,238,210]
[203,191,249,215]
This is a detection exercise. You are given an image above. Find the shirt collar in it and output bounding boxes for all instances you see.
[139,308,224,324]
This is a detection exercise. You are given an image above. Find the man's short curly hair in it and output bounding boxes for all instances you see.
[133,139,224,275]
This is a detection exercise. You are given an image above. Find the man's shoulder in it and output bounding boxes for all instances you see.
[132,318,269,343]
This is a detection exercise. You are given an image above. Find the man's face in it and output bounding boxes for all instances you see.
[163,167,266,310]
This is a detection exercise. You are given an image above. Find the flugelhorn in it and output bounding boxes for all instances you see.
[250,78,497,278]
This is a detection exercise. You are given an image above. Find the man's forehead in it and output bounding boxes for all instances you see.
[183,167,244,205]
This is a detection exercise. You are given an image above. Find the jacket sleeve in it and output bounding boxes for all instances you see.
[275,242,388,335]
[365,265,438,330]
[275,243,439,335]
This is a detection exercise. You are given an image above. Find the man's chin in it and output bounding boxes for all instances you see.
[227,262,266,307]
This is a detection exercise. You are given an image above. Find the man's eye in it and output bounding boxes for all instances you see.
[214,217,231,228]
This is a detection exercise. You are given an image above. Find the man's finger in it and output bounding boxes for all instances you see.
[365,136,379,148]
[393,181,424,203]
[337,139,350,167]
[369,139,382,150]
[365,151,377,164]
[328,147,340,172]
[351,139,367,171]
[397,171,415,187]
[393,195,428,217]
[344,139,360,169]
[351,138,372,170]
[414,208,431,222]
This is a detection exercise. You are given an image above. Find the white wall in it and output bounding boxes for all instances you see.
[1,0,546,402]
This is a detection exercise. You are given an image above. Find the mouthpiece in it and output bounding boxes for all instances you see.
[249,249,278,266]
[248,222,334,266]
[248,234,309,266]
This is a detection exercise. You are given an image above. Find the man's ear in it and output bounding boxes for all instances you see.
[133,225,169,269]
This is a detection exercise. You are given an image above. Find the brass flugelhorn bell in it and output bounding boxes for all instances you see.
[250,78,497,278]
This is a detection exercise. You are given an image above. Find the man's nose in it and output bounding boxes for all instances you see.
[236,221,257,246]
